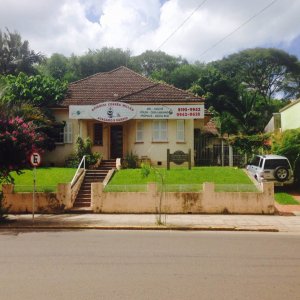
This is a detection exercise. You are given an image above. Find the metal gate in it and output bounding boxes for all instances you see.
[194,129,244,167]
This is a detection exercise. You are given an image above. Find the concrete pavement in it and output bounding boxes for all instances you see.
[1,213,300,232]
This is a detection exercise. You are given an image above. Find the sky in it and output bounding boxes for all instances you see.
[0,0,299,62]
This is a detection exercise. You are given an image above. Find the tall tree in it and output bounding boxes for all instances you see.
[212,48,300,103]
[38,53,70,80]
[130,50,187,77]
[69,47,131,79]
[151,63,204,90]
[0,28,44,75]
[190,66,284,134]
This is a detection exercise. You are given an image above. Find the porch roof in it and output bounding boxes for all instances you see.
[62,66,204,107]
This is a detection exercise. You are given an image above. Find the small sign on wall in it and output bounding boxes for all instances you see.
[167,149,191,170]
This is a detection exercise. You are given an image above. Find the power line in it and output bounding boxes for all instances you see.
[198,0,278,59]
[156,0,208,51]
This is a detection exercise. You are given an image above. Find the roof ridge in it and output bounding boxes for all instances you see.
[117,82,159,100]
[157,81,205,101]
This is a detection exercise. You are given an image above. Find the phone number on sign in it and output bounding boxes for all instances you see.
[178,107,201,112]
[176,112,201,117]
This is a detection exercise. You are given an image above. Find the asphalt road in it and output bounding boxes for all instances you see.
[0,230,299,300]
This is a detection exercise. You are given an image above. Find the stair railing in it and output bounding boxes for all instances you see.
[71,155,86,187]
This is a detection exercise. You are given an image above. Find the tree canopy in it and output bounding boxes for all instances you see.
[129,50,187,77]
[0,29,44,76]
[211,48,300,102]
[1,72,67,107]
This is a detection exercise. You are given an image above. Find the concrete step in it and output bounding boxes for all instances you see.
[67,207,93,213]
[86,170,108,173]
[73,202,91,208]
[83,180,104,184]
[85,173,107,176]
[76,195,91,200]
[74,196,90,200]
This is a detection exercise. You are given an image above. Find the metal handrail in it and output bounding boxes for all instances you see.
[71,155,86,187]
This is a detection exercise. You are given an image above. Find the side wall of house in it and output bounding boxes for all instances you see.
[281,101,300,131]
[43,109,80,166]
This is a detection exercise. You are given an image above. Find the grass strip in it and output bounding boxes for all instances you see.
[275,192,299,205]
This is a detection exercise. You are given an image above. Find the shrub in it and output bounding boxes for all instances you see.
[122,151,139,169]
[66,137,101,168]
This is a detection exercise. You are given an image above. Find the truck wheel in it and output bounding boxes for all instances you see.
[274,166,289,182]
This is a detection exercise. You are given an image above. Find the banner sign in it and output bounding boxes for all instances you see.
[70,103,204,122]
[90,102,136,123]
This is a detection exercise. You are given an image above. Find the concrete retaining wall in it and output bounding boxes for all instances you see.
[2,180,274,214]
[2,169,85,213]
[2,184,63,213]
[91,182,274,214]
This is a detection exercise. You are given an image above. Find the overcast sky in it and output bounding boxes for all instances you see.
[0,0,299,62]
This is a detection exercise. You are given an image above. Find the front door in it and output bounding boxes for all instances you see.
[110,125,123,159]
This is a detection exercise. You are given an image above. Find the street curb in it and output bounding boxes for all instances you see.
[0,225,279,232]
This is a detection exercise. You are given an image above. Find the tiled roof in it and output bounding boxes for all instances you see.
[62,66,203,106]
[203,119,219,135]
[119,82,201,103]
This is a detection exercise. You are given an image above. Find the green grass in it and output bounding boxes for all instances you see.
[275,193,300,205]
[8,168,76,192]
[106,167,257,192]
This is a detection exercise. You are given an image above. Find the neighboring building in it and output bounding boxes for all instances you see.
[44,66,206,166]
[265,98,300,133]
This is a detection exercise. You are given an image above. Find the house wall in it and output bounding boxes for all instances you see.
[281,100,300,130]
[43,109,80,166]
[44,108,205,166]
[126,119,199,166]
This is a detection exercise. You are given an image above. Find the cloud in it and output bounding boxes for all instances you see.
[0,0,299,62]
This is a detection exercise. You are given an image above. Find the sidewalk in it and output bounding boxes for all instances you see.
[1,213,300,233]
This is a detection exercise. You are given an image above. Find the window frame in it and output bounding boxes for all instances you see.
[152,120,168,142]
[135,120,144,143]
[54,121,73,144]
[63,121,73,144]
[176,120,185,142]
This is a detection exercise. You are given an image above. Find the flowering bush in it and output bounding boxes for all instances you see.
[0,115,45,182]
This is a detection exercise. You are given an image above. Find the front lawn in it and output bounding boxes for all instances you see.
[6,168,76,192]
[106,167,257,192]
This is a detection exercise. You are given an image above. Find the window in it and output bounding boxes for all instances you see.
[136,121,144,142]
[63,122,73,143]
[264,159,289,169]
[54,122,73,144]
[152,120,168,142]
[94,123,103,146]
[54,125,64,143]
[176,120,185,142]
